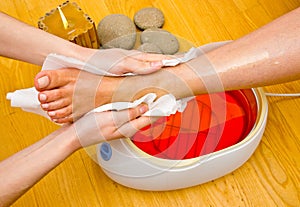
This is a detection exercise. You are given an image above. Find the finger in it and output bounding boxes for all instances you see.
[115,115,159,138]
[119,56,163,75]
[132,51,168,62]
[112,104,149,127]
[123,51,177,74]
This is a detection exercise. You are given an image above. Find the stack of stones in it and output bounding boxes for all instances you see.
[97,7,179,54]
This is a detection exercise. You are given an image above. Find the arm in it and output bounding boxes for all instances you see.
[0,127,77,207]
[0,12,163,72]
[0,12,88,65]
[0,105,150,207]
[0,105,150,206]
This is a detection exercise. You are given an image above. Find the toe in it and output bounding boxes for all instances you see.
[47,105,72,120]
[38,88,70,103]
[41,98,71,111]
[53,115,74,124]
[34,68,79,91]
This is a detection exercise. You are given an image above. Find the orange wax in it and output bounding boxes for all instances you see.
[131,90,258,160]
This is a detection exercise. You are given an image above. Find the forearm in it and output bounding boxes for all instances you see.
[0,126,80,207]
[0,12,93,65]
[178,7,300,94]
[205,7,300,90]
[0,104,148,206]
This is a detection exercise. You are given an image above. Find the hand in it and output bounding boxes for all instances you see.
[85,48,166,75]
[72,104,156,148]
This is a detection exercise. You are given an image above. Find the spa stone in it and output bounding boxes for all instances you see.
[134,7,164,30]
[97,14,136,49]
[137,43,162,54]
[140,28,179,54]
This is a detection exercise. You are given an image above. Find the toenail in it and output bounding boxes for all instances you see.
[39,94,47,101]
[38,76,50,88]
[48,111,56,116]
[41,103,49,109]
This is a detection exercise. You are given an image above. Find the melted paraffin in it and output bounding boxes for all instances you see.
[131,89,257,160]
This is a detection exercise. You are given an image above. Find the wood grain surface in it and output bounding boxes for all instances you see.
[0,0,299,206]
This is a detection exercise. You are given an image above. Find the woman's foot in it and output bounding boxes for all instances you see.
[34,49,167,123]
[34,68,106,123]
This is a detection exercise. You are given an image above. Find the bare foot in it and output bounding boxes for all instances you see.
[34,49,167,123]
[34,68,107,123]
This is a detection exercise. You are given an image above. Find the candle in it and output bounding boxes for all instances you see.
[38,1,100,49]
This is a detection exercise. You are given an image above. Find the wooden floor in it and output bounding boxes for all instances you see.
[1,0,300,206]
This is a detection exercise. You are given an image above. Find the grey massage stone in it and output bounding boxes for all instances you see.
[140,28,179,54]
[134,7,164,30]
[137,43,163,54]
[97,14,136,49]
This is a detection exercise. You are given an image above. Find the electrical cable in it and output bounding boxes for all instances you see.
[265,92,300,97]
